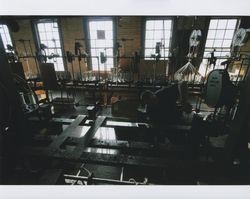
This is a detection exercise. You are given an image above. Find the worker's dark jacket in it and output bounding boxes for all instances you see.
[147,84,179,124]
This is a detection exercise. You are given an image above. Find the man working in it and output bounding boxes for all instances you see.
[140,84,180,125]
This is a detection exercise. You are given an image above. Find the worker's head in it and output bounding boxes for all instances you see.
[140,90,157,106]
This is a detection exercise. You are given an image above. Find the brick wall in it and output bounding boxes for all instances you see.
[11,19,38,77]
[60,17,88,76]
[6,16,250,79]
[8,17,178,78]
[117,16,142,56]
[117,17,169,78]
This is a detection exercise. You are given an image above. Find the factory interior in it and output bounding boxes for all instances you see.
[0,15,250,185]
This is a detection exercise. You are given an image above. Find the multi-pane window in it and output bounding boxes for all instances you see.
[88,19,114,71]
[199,19,238,76]
[144,19,172,60]
[0,24,13,52]
[36,20,64,71]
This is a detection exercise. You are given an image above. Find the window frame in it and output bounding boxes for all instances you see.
[143,17,174,60]
[33,18,66,71]
[85,16,116,72]
[0,23,15,53]
[199,17,240,75]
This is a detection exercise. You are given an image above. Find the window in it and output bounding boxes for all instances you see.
[199,19,238,76]
[36,20,64,71]
[144,19,172,60]
[88,19,114,71]
[0,24,13,52]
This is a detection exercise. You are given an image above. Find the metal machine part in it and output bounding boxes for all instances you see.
[205,69,232,108]
[6,44,19,63]
[188,29,202,59]
[174,29,202,83]
[64,174,149,185]
[231,28,250,57]
[19,92,37,112]
[174,61,202,83]
[13,73,39,113]
[232,28,250,47]
[36,43,48,63]
[189,29,202,47]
